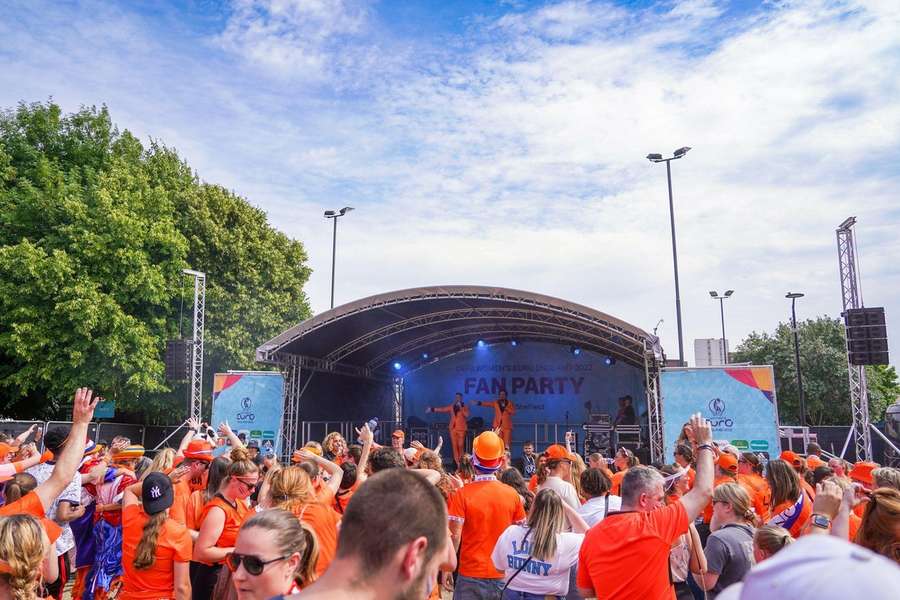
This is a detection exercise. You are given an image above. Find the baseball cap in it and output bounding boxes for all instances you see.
[544,444,576,462]
[392,429,405,440]
[184,439,214,462]
[779,450,802,467]
[718,453,738,473]
[472,431,505,471]
[114,445,145,460]
[248,439,260,449]
[716,534,900,600]
[142,472,174,515]
[806,455,826,470]
[849,461,878,486]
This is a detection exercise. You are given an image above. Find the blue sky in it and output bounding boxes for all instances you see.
[2,0,899,369]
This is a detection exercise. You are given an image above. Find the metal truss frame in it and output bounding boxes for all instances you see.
[183,269,206,424]
[644,343,664,463]
[836,218,872,461]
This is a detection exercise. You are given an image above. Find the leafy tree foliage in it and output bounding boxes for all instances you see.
[732,316,899,426]
[0,102,311,421]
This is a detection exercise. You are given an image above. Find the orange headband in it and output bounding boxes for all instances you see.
[0,559,12,575]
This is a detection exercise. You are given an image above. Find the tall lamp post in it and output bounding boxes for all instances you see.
[647,147,691,365]
[786,292,807,427]
[709,290,734,364]
[324,206,354,309]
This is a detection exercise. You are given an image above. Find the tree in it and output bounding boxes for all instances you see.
[732,316,899,426]
[0,101,311,422]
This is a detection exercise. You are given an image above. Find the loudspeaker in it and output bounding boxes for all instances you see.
[845,307,889,366]
[165,340,191,382]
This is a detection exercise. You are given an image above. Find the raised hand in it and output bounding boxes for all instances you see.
[169,464,191,483]
[687,412,712,447]
[218,421,234,438]
[355,423,374,445]
[411,440,427,451]
[72,388,100,424]
[813,480,843,520]
[187,416,202,431]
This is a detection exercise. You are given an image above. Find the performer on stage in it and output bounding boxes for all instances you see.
[426,393,469,467]
[476,389,515,448]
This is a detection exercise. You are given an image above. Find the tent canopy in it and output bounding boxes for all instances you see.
[257,285,659,378]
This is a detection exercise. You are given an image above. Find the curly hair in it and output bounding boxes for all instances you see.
[0,514,46,600]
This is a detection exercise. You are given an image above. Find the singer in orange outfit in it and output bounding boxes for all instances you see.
[476,389,516,448]
[427,393,470,466]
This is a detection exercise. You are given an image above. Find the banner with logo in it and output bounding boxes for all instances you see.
[661,366,780,461]
[211,372,284,456]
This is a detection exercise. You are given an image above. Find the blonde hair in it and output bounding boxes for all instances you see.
[754,525,794,557]
[416,451,443,472]
[0,515,46,600]
[872,467,900,491]
[226,447,259,480]
[142,448,176,480]
[133,511,167,570]
[526,489,567,561]
[570,454,586,501]
[712,482,755,524]
[322,433,345,455]
[857,487,900,564]
[240,509,319,587]
[267,466,317,510]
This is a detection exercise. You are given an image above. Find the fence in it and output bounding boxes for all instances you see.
[0,420,188,455]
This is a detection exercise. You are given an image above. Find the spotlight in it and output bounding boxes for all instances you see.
[571,346,582,356]
[604,356,616,366]
[510,340,518,347]
[476,340,486,348]
[421,352,429,360]
[392,362,402,371]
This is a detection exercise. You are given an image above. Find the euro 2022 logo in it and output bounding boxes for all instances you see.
[237,397,255,422]
[241,397,252,410]
[708,397,726,416]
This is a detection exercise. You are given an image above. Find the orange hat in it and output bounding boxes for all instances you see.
[779,450,802,467]
[544,444,576,462]
[472,431,504,472]
[392,429,405,439]
[718,453,738,473]
[0,443,12,460]
[807,455,826,470]
[849,461,878,485]
[184,439,214,463]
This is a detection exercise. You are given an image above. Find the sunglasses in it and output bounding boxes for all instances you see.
[234,477,259,492]
[225,552,289,576]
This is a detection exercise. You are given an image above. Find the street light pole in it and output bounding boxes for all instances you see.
[647,147,691,366]
[324,207,354,309]
[786,292,807,427]
[709,290,734,364]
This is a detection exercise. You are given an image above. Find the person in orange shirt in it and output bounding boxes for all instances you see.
[737,452,771,521]
[475,390,516,448]
[185,456,231,537]
[120,472,192,600]
[170,439,214,528]
[265,466,341,579]
[427,393,470,467]
[765,459,811,537]
[193,447,259,599]
[0,513,56,600]
[576,413,715,600]
[447,431,525,597]
[701,453,745,524]
[780,450,816,501]
[849,460,878,518]
[610,447,638,496]
[322,433,348,465]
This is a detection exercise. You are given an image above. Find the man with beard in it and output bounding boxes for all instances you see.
[281,468,455,600]
[476,390,516,449]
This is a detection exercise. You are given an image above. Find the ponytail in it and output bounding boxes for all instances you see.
[296,522,320,587]
[0,515,45,600]
[3,473,37,504]
[133,511,167,570]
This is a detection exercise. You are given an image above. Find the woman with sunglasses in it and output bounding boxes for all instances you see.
[226,509,319,599]
[192,447,259,600]
[610,448,638,496]
[120,472,192,600]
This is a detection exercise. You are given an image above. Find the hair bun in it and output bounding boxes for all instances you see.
[230,446,250,463]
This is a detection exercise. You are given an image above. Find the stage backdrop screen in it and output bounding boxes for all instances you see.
[211,372,284,456]
[403,341,646,454]
[661,366,780,461]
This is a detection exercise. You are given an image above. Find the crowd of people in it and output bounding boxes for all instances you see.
[2,389,900,600]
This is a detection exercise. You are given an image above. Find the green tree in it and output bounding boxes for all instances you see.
[0,101,311,422]
[732,316,899,426]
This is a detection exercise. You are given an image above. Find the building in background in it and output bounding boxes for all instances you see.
[694,338,729,366]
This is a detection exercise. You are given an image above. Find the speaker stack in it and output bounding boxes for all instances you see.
[845,307,889,366]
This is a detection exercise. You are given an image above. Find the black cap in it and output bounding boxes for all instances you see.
[248,439,260,449]
[142,472,174,515]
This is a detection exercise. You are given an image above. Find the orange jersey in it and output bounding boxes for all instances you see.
[848,511,862,541]
[185,490,207,531]
[168,480,191,527]
[578,501,688,600]
[291,502,341,578]
[0,492,62,544]
[448,475,526,579]
[611,469,628,496]
[527,474,538,493]
[334,481,360,514]
[769,496,812,538]
[199,495,251,564]
[121,504,192,600]
[738,473,771,521]
[481,399,515,430]
[433,403,470,432]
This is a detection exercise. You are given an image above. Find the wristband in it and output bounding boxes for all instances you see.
[697,444,715,453]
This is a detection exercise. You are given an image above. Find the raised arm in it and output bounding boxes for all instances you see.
[176,417,202,457]
[297,449,343,494]
[430,404,454,414]
[218,421,244,450]
[676,413,714,522]
[13,424,37,447]
[36,388,98,510]
[355,424,374,483]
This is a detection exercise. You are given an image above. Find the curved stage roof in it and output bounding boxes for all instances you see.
[257,285,662,378]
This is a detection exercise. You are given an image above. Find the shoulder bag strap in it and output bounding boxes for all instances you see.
[501,528,534,594]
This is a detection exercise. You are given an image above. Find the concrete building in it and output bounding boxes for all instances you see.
[694,338,729,366]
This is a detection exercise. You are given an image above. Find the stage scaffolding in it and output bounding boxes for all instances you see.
[258,286,666,462]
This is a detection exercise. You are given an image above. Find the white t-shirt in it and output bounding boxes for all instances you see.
[577,494,622,527]
[491,524,584,595]
[538,476,581,511]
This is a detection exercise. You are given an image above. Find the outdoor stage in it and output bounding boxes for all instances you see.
[256,285,666,464]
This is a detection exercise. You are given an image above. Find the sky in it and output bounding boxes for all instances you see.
[1,0,898,368]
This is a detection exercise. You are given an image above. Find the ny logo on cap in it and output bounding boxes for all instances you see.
[149,486,162,499]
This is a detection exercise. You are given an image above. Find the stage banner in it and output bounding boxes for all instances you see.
[403,342,646,439]
[661,366,780,461]
[211,372,284,456]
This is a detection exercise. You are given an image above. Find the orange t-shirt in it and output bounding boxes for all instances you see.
[848,512,862,541]
[800,479,816,502]
[527,475,538,493]
[199,495,251,564]
[168,480,191,527]
[611,469,628,496]
[770,497,812,538]
[185,490,207,531]
[314,482,335,506]
[577,501,688,600]
[290,502,341,578]
[738,473,771,521]
[447,475,526,579]
[334,481,360,514]
[120,504,192,600]
[0,493,60,543]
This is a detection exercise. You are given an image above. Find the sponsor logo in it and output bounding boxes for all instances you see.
[732,439,749,450]
[241,397,252,410]
[709,398,726,416]
[149,486,162,499]
[750,440,770,451]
